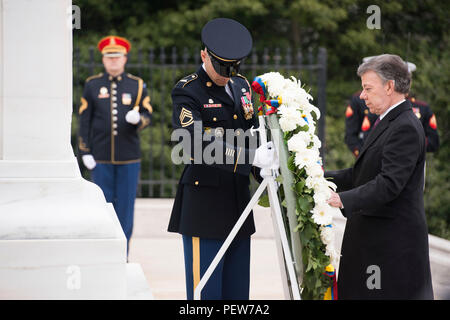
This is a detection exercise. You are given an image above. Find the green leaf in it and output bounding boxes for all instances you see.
[287,154,296,172]
[275,174,283,183]
[297,195,312,213]
[258,194,270,207]
[294,179,305,194]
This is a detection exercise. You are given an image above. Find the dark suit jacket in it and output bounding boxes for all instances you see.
[326,100,434,299]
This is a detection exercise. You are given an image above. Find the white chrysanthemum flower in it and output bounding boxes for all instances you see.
[305,162,324,178]
[280,91,302,108]
[320,225,334,245]
[287,135,307,153]
[311,203,333,226]
[287,132,311,153]
[315,183,332,199]
[278,117,297,132]
[260,72,286,97]
[313,189,329,206]
[294,148,320,169]
[312,135,322,150]
[278,106,308,132]
[305,175,321,190]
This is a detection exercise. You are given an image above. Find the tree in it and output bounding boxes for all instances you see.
[72,0,449,239]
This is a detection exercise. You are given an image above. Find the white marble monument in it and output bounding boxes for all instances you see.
[0,0,148,299]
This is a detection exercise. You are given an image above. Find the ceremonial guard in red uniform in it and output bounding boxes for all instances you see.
[78,36,153,254]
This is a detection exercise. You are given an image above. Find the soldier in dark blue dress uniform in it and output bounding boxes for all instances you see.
[345,57,439,157]
[78,36,153,254]
[167,18,278,300]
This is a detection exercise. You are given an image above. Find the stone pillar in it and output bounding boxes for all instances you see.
[0,0,127,299]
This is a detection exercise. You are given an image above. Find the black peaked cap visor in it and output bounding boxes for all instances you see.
[208,52,241,77]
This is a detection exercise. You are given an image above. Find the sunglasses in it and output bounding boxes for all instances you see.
[208,51,242,78]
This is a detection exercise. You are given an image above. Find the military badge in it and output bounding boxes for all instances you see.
[98,86,109,98]
[412,107,421,119]
[203,104,222,108]
[225,147,235,157]
[179,107,194,127]
[240,91,254,120]
[122,93,132,105]
[214,127,224,138]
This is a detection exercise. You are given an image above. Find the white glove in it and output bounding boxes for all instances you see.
[82,154,96,170]
[125,109,140,125]
[253,141,279,170]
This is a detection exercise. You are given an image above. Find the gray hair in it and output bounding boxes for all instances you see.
[357,54,411,94]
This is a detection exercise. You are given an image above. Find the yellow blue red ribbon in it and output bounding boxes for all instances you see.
[323,264,338,300]
[251,77,267,102]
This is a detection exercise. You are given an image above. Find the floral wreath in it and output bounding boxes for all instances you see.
[252,72,339,300]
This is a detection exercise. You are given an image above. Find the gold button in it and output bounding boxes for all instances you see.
[194,181,199,185]
[233,114,238,120]
[206,81,212,87]
[213,117,217,122]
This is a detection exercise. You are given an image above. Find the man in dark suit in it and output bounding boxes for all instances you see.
[167,18,277,300]
[344,59,439,158]
[326,54,434,299]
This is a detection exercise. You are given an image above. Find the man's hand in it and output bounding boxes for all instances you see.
[125,109,140,125]
[82,154,96,170]
[327,190,343,209]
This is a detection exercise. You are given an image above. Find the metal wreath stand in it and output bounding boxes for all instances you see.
[194,115,301,300]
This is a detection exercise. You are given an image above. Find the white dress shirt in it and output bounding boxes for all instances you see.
[379,99,406,120]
